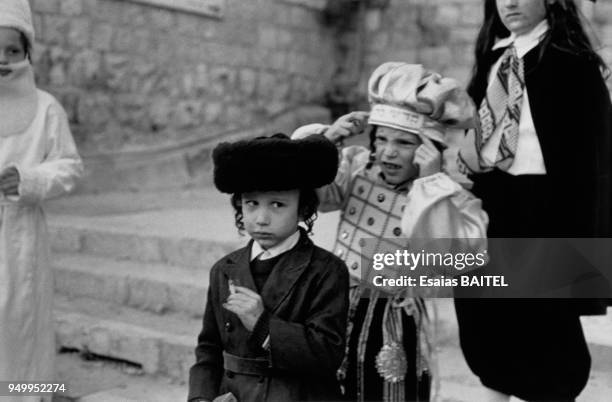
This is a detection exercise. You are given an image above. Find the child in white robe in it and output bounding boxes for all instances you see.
[0,1,83,399]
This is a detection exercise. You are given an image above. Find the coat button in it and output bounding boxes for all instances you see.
[367,217,375,226]
[393,227,402,236]
[377,193,385,202]
[225,322,233,332]
[226,370,235,379]
[349,207,356,215]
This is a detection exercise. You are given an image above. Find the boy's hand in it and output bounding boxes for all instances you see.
[223,286,264,332]
[415,136,442,178]
[0,167,20,196]
[325,111,369,144]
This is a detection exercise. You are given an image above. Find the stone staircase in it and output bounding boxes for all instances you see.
[49,212,242,387]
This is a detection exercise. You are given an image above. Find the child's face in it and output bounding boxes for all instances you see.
[242,189,300,250]
[496,0,546,35]
[375,126,421,185]
[0,27,26,72]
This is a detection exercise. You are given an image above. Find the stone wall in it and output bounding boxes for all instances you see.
[30,0,337,155]
[27,0,612,191]
[358,0,612,100]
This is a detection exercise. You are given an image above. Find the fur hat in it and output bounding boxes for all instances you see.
[368,63,477,145]
[213,133,339,194]
[0,0,34,53]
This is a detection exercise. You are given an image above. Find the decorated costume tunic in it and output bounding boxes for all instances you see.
[317,144,487,401]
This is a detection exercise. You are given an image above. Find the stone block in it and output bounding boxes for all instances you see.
[173,100,204,129]
[90,23,113,51]
[209,66,237,97]
[149,8,176,30]
[60,0,84,16]
[32,0,59,13]
[365,10,382,32]
[460,3,483,27]
[112,27,140,53]
[258,71,276,99]
[204,101,224,123]
[259,26,277,48]
[269,51,287,71]
[68,18,91,49]
[77,94,114,130]
[368,32,390,51]
[43,15,70,45]
[104,54,131,91]
[159,340,194,383]
[56,268,129,305]
[68,48,102,89]
[147,97,172,131]
[239,68,257,96]
[435,4,461,27]
[50,227,82,253]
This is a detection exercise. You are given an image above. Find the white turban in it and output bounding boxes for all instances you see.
[0,0,35,52]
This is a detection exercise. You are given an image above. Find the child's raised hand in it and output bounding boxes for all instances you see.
[0,167,20,196]
[223,285,265,332]
[414,136,442,178]
[324,111,369,144]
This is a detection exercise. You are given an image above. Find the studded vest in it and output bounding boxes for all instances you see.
[334,172,409,283]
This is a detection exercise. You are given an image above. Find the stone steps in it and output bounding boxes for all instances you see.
[53,252,209,317]
[49,210,244,270]
[54,350,187,402]
[50,223,239,271]
[48,205,238,388]
[54,294,200,383]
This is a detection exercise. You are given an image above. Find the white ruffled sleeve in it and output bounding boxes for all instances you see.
[14,103,83,204]
[291,124,370,213]
[401,172,488,253]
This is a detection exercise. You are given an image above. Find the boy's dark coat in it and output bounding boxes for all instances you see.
[188,232,349,402]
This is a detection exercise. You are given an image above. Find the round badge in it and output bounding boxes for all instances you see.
[351,262,359,270]
[375,342,408,383]
[367,217,375,226]
[393,227,401,236]
[342,231,349,239]
[357,186,364,195]
[377,194,385,202]
[349,207,357,215]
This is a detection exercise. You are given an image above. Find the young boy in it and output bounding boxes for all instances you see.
[293,63,488,401]
[188,133,349,402]
[1,0,83,395]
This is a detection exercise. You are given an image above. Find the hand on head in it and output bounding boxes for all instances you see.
[0,166,20,196]
[325,111,370,144]
[414,136,442,178]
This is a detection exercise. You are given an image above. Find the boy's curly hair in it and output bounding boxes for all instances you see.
[230,189,320,235]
